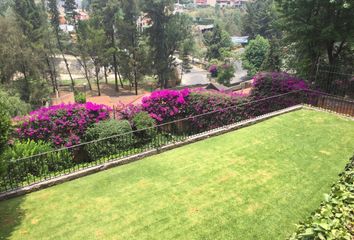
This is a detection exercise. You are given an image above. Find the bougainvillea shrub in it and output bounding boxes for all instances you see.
[209,64,218,78]
[118,103,143,122]
[251,72,309,98]
[16,103,111,147]
[141,89,191,123]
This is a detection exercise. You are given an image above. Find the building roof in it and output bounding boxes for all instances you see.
[231,36,249,44]
[205,82,230,92]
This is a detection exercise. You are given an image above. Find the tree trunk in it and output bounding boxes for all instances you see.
[95,66,101,96]
[55,28,75,90]
[76,56,92,90]
[45,56,57,93]
[104,66,108,84]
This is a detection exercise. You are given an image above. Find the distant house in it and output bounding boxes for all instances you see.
[231,36,249,45]
[216,0,250,7]
[194,0,217,7]
[196,24,214,33]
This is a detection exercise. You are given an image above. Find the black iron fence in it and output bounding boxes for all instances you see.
[314,64,354,99]
[1,90,353,194]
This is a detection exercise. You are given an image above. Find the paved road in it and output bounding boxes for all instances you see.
[181,65,210,86]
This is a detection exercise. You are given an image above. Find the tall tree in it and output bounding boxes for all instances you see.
[242,0,280,39]
[117,0,145,95]
[242,35,270,77]
[48,0,75,90]
[203,24,232,61]
[143,0,192,88]
[91,0,122,92]
[12,0,47,102]
[277,0,354,78]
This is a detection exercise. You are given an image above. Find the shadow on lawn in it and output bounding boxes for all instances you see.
[0,197,26,240]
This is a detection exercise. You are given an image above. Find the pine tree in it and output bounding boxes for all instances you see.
[143,0,192,88]
[117,0,143,95]
[90,0,122,92]
[47,0,75,90]
[203,24,232,61]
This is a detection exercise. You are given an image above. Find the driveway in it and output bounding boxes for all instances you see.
[181,65,210,86]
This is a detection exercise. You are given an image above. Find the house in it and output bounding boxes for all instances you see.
[231,36,249,45]
[216,0,250,7]
[194,0,217,7]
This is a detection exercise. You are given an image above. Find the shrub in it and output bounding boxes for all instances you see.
[1,140,73,182]
[242,35,270,77]
[74,91,87,104]
[142,89,191,123]
[251,72,310,98]
[209,64,218,78]
[0,88,31,117]
[132,112,157,140]
[16,103,111,147]
[290,156,354,240]
[84,120,133,161]
[0,106,11,155]
[217,64,235,86]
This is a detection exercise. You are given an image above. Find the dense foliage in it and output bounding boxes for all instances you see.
[0,88,31,117]
[84,119,133,162]
[0,106,11,155]
[74,91,87,104]
[132,112,157,140]
[277,0,354,78]
[1,140,73,181]
[16,103,111,147]
[290,156,354,240]
[217,64,235,86]
[242,35,270,77]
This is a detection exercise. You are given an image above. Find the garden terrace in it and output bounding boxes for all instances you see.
[0,109,353,239]
[1,89,354,195]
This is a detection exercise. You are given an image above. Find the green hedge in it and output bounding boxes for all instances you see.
[1,140,73,182]
[132,112,157,141]
[289,156,354,240]
[83,120,133,161]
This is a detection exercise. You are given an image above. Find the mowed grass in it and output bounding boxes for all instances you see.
[1,109,354,240]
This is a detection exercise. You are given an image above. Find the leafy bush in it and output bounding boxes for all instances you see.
[209,64,218,78]
[132,112,157,140]
[290,156,354,240]
[217,64,235,86]
[251,72,310,98]
[16,103,111,147]
[0,88,31,117]
[84,120,133,161]
[1,140,73,182]
[242,35,270,77]
[0,106,11,155]
[74,91,87,104]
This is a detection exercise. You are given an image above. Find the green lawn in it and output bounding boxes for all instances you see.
[1,109,354,240]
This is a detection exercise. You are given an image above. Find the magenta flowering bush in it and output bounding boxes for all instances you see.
[16,103,111,147]
[251,72,309,98]
[141,89,191,123]
[118,103,143,122]
[209,64,218,78]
